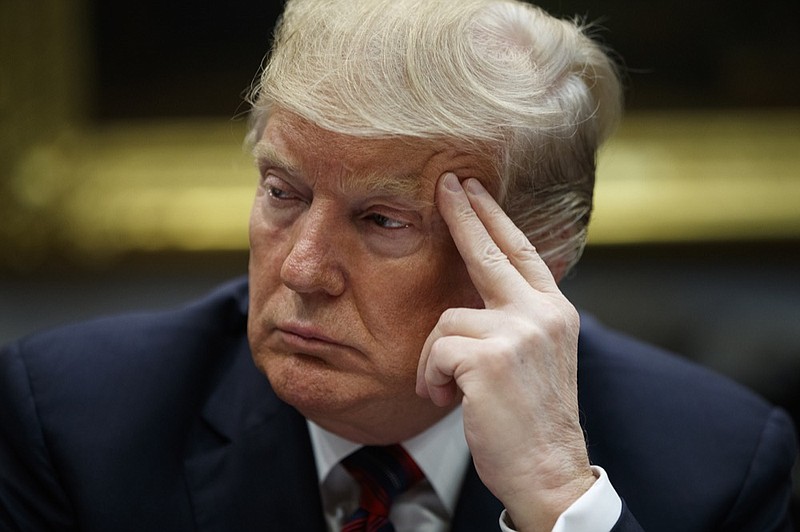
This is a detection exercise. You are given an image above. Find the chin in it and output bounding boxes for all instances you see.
[260,352,375,415]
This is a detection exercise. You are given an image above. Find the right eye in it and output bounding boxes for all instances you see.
[267,184,296,201]
[260,175,303,204]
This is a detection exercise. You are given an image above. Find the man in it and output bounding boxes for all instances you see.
[1,0,796,530]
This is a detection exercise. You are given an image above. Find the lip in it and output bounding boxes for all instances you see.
[272,323,363,366]
[275,323,348,349]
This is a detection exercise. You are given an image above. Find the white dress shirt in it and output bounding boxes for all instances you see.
[308,406,622,531]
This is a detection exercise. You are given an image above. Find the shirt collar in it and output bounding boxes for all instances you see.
[307,406,469,515]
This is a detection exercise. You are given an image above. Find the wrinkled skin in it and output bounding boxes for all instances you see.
[248,109,594,530]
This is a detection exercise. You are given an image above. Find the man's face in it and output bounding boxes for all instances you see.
[248,109,491,443]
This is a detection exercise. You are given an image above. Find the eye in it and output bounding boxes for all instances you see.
[267,184,296,201]
[260,174,303,203]
[365,213,410,229]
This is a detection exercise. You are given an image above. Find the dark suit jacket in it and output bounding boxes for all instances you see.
[1,277,796,531]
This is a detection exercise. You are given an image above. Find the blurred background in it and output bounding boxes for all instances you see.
[1,0,799,517]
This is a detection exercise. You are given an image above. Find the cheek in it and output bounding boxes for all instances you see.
[421,235,481,308]
[248,203,288,299]
[363,243,480,358]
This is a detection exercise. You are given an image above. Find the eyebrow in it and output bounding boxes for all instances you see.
[344,171,427,203]
[252,141,431,207]
[252,142,299,174]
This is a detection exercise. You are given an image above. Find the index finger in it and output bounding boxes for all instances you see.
[436,173,548,305]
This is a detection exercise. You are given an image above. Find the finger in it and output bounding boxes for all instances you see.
[462,178,559,294]
[436,173,530,305]
[416,331,437,399]
[420,335,478,407]
[416,307,497,398]
[415,331,451,403]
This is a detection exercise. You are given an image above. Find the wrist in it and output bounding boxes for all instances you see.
[504,466,597,532]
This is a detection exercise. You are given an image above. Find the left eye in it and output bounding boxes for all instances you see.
[267,185,296,201]
[366,213,410,229]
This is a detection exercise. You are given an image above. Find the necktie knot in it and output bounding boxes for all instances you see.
[340,444,424,531]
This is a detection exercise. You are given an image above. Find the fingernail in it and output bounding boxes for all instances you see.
[442,172,461,192]
[464,178,485,195]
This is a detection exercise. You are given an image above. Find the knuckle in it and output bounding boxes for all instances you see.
[473,241,511,283]
[480,241,507,264]
[508,231,538,258]
[536,302,580,344]
[453,204,478,227]
[429,335,451,358]
[481,337,519,375]
[438,308,462,330]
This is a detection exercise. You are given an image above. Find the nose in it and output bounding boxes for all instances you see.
[280,204,346,296]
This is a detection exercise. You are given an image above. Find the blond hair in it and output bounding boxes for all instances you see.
[247,0,622,275]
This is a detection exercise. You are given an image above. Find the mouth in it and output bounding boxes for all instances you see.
[273,323,357,359]
[279,323,340,344]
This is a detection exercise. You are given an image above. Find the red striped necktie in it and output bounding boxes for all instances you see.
[340,444,425,532]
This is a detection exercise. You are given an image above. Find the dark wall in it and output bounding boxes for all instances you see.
[90,0,800,120]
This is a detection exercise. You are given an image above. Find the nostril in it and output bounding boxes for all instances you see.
[280,244,317,293]
[279,204,347,296]
[280,241,345,296]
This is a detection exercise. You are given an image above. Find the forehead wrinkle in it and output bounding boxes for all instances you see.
[256,113,441,208]
[253,139,429,206]
[334,169,434,207]
[329,143,451,206]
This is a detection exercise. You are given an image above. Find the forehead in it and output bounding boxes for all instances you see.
[255,108,499,198]
[256,109,446,193]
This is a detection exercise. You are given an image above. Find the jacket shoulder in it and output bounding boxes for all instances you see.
[14,276,249,357]
[577,314,797,531]
[4,275,251,425]
[0,277,255,530]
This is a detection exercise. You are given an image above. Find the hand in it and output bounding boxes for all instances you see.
[416,173,595,531]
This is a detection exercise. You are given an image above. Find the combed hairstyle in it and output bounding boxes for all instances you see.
[247,0,623,276]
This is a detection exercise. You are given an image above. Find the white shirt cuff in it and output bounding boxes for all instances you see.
[499,465,622,532]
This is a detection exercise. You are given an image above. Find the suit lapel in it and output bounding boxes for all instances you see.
[182,336,326,532]
[451,458,504,531]
[178,276,502,532]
